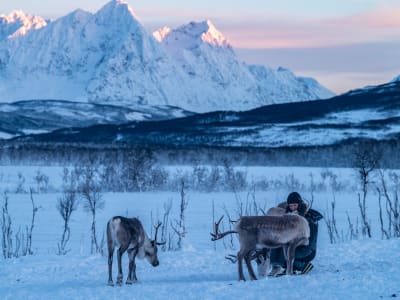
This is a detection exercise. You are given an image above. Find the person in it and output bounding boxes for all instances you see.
[267,192,323,276]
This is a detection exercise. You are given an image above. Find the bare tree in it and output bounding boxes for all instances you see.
[353,147,380,238]
[378,170,400,238]
[1,192,13,258]
[223,160,247,203]
[15,172,26,194]
[160,199,172,251]
[324,197,340,244]
[308,172,316,208]
[221,204,236,250]
[123,148,156,192]
[57,169,78,255]
[376,187,390,239]
[78,165,105,254]
[171,179,188,250]
[26,189,40,255]
[244,184,266,216]
[34,169,49,193]
[345,211,358,240]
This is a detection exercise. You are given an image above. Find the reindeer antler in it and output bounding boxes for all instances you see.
[154,221,162,242]
[153,221,166,246]
[210,215,237,241]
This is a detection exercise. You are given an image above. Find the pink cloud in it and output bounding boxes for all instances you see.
[344,7,400,28]
[220,6,400,48]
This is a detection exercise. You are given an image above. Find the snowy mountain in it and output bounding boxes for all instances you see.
[0,10,47,41]
[0,0,334,113]
[155,20,333,109]
[14,79,400,147]
[0,100,193,139]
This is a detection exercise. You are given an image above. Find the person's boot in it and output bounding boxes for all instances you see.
[301,262,314,274]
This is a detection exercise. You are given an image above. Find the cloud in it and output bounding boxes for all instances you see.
[219,6,400,48]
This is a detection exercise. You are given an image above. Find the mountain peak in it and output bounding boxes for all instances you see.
[180,20,230,48]
[95,0,140,25]
[0,10,47,40]
[199,20,229,47]
[155,19,231,51]
[153,26,171,42]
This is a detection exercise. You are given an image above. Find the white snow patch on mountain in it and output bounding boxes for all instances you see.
[391,74,400,82]
[153,26,171,42]
[0,10,47,41]
[0,1,335,112]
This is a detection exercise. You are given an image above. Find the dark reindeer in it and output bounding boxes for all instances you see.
[211,213,310,281]
[107,216,164,286]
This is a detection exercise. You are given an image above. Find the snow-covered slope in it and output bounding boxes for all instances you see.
[390,74,400,83]
[0,0,334,113]
[0,10,47,41]
[154,20,263,110]
[0,100,194,139]
[17,80,399,147]
[156,20,333,108]
[0,166,399,299]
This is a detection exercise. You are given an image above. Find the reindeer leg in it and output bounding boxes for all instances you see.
[116,247,125,285]
[126,248,138,284]
[245,252,257,280]
[285,244,297,275]
[107,245,115,286]
[237,251,246,281]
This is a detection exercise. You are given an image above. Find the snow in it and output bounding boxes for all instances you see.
[153,26,171,42]
[21,129,50,135]
[0,165,399,299]
[0,132,14,139]
[0,1,334,113]
[0,10,47,41]
[204,106,400,148]
[391,75,400,83]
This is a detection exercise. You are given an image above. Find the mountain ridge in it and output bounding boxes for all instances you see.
[10,80,400,148]
[0,1,334,112]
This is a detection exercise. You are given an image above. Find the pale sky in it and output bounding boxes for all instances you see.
[1,0,400,94]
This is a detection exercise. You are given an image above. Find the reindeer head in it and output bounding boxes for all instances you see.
[145,222,165,267]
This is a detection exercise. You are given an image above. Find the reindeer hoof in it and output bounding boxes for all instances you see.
[107,281,114,287]
[250,277,258,281]
[126,279,137,285]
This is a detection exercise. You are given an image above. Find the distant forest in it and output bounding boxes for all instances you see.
[0,138,399,168]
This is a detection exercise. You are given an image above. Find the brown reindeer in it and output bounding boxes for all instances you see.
[224,207,288,276]
[211,213,310,281]
[107,216,164,286]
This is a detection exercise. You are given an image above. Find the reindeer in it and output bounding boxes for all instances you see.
[107,216,164,286]
[211,213,310,281]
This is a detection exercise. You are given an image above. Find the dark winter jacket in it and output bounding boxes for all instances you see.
[269,203,323,267]
[295,208,323,260]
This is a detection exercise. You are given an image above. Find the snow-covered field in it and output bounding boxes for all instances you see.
[0,165,399,299]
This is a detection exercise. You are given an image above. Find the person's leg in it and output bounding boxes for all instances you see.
[293,250,316,273]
